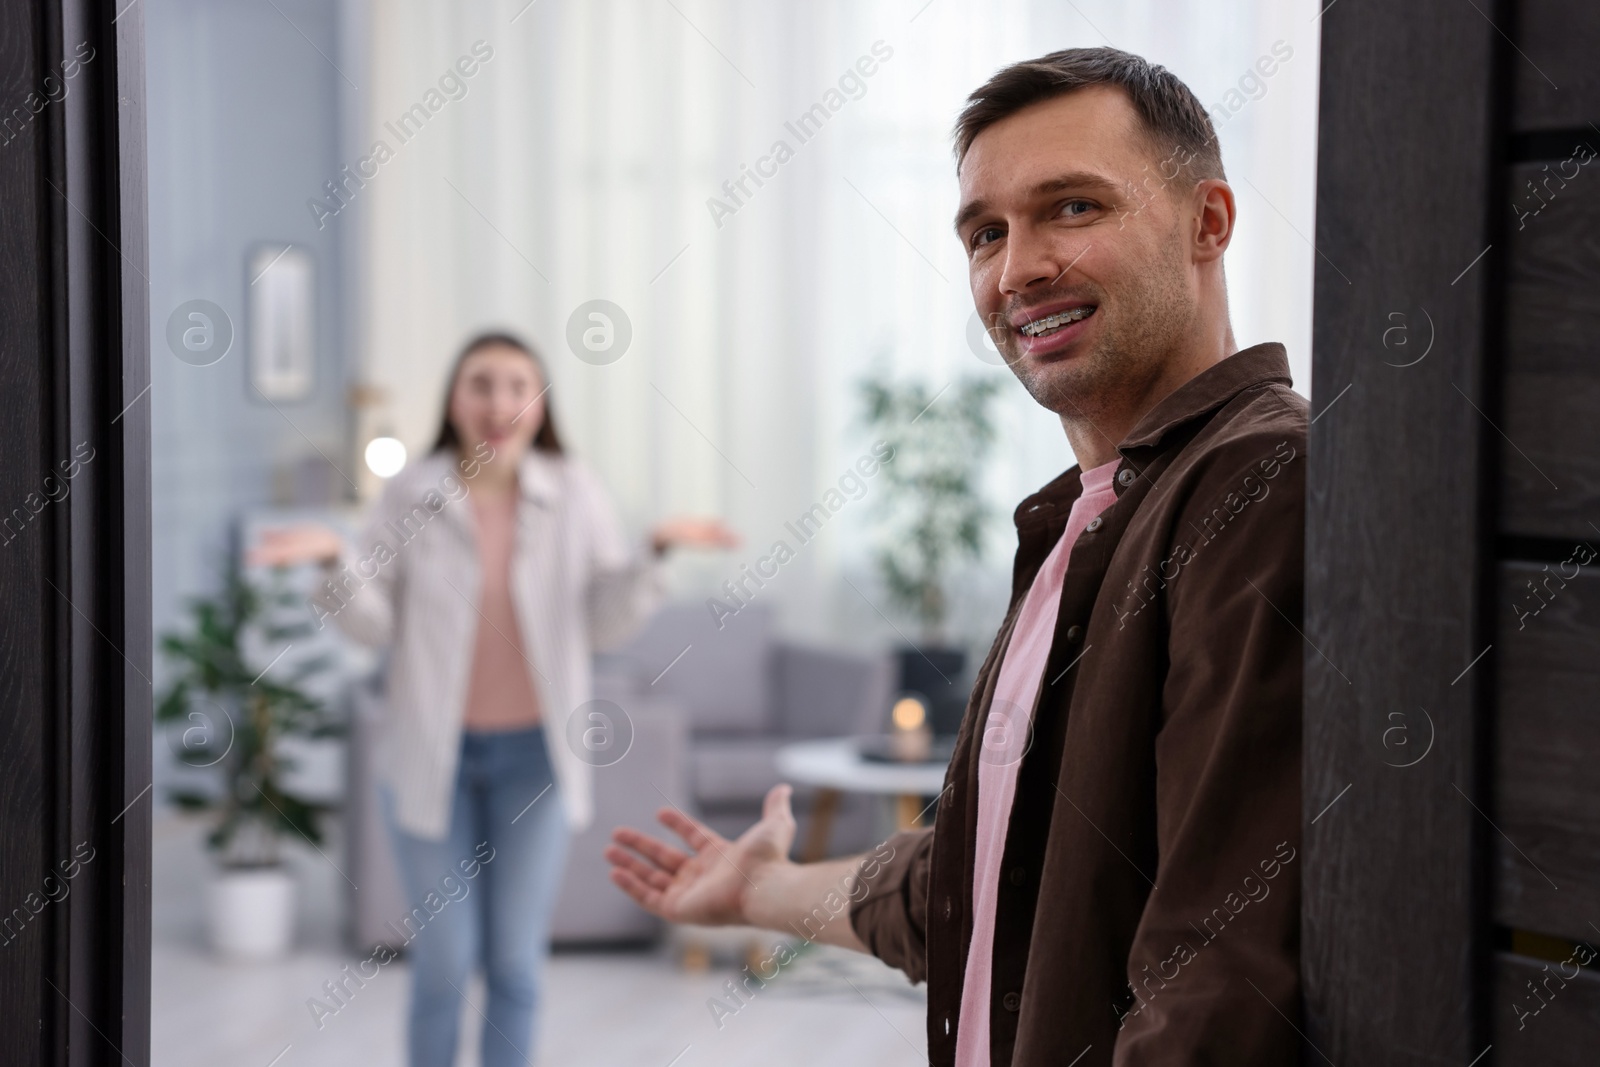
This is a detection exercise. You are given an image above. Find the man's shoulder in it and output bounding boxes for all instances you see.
[1206,379,1307,452]
[1139,380,1308,552]
[1177,381,1307,491]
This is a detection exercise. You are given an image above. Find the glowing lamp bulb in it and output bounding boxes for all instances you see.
[364,436,407,478]
[892,697,927,732]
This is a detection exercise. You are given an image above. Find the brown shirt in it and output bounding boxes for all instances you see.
[850,344,1306,1066]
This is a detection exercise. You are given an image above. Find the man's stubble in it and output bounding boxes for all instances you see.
[1006,225,1196,435]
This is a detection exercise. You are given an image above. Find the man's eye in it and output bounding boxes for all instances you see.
[1060,200,1095,218]
[971,226,1003,249]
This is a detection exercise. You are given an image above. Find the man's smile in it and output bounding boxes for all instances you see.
[1010,299,1099,357]
[1017,303,1096,337]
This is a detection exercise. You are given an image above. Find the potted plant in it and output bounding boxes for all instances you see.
[859,373,1000,735]
[156,564,338,960]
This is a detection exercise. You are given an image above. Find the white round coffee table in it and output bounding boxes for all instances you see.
[776,737,951,860]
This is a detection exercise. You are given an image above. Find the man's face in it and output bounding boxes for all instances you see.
[955,86,1203,422]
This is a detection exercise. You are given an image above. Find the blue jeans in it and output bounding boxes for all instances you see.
[385,726,569,1067]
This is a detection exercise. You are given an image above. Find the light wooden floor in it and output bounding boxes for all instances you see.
[151,814,928,1066]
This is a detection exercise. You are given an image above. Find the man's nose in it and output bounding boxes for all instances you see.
[998,229,1081,296]
[998,230,1062,295]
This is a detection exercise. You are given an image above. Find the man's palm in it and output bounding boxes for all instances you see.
[607,784,796,926]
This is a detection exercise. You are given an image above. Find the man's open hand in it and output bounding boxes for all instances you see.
[605,784,796,926]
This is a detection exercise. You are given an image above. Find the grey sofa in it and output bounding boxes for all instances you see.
[595,602,896,856]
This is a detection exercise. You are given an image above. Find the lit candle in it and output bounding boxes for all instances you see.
[889,695,933,762]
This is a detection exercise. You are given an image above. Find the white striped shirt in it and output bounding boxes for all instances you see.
[312,448,663,839]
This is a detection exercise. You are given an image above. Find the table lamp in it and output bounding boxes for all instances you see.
[888,693,934,762]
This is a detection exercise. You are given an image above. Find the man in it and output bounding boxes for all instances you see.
[606,47,1304,1065]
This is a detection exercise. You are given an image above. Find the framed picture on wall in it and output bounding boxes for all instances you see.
[247,242,315,402]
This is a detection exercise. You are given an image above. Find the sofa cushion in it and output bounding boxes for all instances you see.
[690,737,790,806]
[612,602,773,734]
[773,643,895,738]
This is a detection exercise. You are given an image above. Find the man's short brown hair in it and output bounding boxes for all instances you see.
[954,47,1225,183]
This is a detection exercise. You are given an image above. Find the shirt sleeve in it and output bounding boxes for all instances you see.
[849,826,935,983]
[1113,426,1304,1064]
[308,479,414,647]
[570,460,666,650]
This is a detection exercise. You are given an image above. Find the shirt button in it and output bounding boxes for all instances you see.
[1117,467,1136,487]
[1065,625,1084,643]
[1002,991,1021,1012]
[945,896,952,919]
[1009,866,1026,886]
[1085,516,1103,533]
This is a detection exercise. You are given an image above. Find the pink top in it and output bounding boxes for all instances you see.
[460,488,545,732]
[955,457,1121,1066]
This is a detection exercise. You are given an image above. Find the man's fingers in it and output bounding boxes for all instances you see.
[611,826,688,873]
[657,806,717,852]
[762,782,795,823]
[603,844,673,892]
[609,867,665,915]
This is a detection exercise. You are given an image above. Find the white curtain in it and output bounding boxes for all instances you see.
[351,0,1320,648]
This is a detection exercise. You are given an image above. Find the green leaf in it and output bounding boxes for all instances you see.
[168,789,215,810]
[857,371,998,637]
[156,558,337,857]
[155,680,191,723]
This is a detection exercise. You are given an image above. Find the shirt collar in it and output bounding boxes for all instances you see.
[1117,342,1292,452]
[1013,342,1292,527]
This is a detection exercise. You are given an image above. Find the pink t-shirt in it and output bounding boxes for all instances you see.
[460,489,545,732]
[955,457,1121,1067]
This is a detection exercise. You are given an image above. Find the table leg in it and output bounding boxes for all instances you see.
[895,793,927,830]
[800,787,842,862]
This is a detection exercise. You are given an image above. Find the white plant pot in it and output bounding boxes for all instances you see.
[207,866,296,961]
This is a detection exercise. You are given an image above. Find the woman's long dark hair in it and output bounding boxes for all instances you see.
[431,331,564,455]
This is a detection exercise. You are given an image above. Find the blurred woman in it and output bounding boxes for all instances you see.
[253,332,735,1066]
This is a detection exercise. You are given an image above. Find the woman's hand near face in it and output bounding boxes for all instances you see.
[248,524,345,568]
[648,516,741,556]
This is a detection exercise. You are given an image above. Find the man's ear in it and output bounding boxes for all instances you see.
[1192,179,1236,263]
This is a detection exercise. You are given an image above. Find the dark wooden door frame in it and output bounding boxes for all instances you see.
[1304,1,1505,1062]
[0,0,151,1064]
